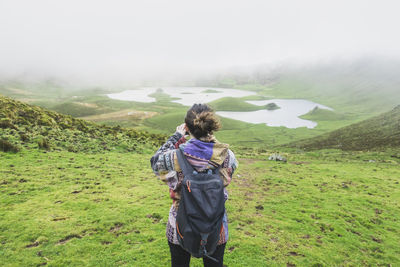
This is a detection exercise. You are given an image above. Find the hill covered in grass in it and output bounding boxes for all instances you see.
[290,105,400,151]
[0,95,165,153]
[300,106,346,121]
[50,102,112,118]
[208,97,263,111]
[1,97,400,266]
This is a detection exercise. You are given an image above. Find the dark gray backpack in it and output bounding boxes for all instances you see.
[175,148,225,262]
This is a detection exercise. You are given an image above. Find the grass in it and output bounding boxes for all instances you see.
[201,89,222,93]
[292,105,400,151]
[2,77,398,151]
[1,149,399,266]
[148,89,181,103]
[50,102,112,118]
[0,95,166,153]
[1,79,400,266]
[79,109,158,128]
[256,75,400,117]
[143,110,187,134]
[208,97,263,111]
[300,107,346,121]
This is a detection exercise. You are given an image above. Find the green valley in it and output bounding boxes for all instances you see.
[1,59,400,266]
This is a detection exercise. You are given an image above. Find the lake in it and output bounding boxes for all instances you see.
[217,99,333,129]
[107,87,332,129]
[107,87,256,106]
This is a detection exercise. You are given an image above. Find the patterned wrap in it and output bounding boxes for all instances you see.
[150,132,238,245]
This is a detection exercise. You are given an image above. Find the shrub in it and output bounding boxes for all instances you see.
[0,118,17,130]
[19,133,29,142]
[37,137,51,150]
[0,139,20,153]
[67,145,78,152]
[38,117,54,127]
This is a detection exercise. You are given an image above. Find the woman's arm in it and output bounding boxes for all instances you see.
[150,124,187,186]
[219,149,238,187]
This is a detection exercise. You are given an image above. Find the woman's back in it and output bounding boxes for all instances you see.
[150,103,238,267]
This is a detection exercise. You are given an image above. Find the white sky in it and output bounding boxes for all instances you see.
[0,0,399,83]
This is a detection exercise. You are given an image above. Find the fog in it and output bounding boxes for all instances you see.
[1,0,399,85]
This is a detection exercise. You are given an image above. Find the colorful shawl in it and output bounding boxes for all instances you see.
[151,132,238,245]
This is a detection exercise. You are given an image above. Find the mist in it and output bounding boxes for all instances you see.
[1,0,399,86]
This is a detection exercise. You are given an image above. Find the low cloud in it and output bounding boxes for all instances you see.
[0,0,399,85]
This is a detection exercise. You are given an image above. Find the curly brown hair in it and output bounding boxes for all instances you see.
[184,104,221,139]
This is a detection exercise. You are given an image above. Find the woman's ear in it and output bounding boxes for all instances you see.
[184,124,189,134]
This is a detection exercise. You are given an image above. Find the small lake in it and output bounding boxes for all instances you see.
[107,87,256,106]
[217,99,333,129]
[107,87,333,129]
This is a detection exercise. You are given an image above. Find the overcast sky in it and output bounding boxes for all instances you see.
[0,0,399,83]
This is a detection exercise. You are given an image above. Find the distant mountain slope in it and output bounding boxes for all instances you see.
[0,95,165,153]
[270,58,400,115]
[290,105,400,150]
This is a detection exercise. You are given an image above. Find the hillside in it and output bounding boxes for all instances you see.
[50,102,112,118]
[0,95,165,153]
[1,59,399,151]
[1,95,400,266]
[290,105,400,150]
[208,97,263,111]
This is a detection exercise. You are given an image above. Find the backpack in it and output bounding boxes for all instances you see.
[175,148,225,262]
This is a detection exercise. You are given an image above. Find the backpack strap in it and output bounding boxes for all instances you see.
[176,148,195,177]
[200,233,219,263]
[210,164,221,176]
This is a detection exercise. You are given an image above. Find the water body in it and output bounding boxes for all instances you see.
[217,99,333,128]
[107,88,156,103]
[107,88,333,129]
[107,87,256,106]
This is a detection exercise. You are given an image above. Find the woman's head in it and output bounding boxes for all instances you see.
[184,104,221,139]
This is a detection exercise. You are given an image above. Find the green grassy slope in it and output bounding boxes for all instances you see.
[300,106,346,121]
[1,88,399,266]
[290,105,400,151]
[208,97,263,111]
[1,150,399,266]
[0,80,69,101]
[0,95,165,153]
[2,59,399,151]
[50,102,112,117]
[264,59,400,116]
[143,111,187,134]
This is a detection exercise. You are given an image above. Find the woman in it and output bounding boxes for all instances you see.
[150,103,238,267]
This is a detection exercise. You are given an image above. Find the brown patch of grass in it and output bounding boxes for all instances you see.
[57,234,82,245]
[79,109,157,122]
[25,241,39,248]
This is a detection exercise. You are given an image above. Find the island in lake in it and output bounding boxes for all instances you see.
[265,102,280,110]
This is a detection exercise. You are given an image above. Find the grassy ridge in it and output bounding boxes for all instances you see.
[50,102,112,117]
[291,105,400,151]
[1,150,399,266]
[208,97,263,111]
[0,95,165,153]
